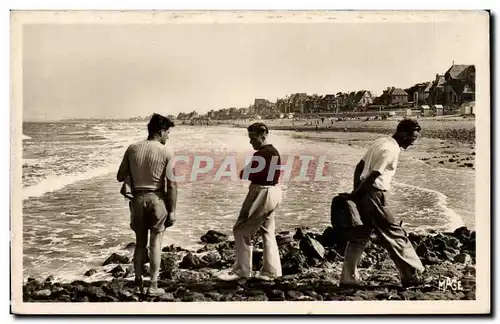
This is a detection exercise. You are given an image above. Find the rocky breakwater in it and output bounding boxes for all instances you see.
[23,227,476,302]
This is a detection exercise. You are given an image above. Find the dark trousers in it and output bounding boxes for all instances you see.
[341,188,424,282]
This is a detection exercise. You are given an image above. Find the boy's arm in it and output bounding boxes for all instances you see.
[117,148,130,182]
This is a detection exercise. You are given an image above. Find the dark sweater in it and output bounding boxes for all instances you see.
[248,144,281,186]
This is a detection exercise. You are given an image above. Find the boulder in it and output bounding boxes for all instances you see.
[455,253,473,265]
[276,232,293,246]
[102,253,129,266]
[453,226,471,244]
[200,230,228,244]
[324,249,342,262]
[84,269,97,277]
[124,242,136,250]
[281,248,308,275]
[179,253,207,270]
[109,265,126,278]
[202,252,223,269]
[252,249,263,271]
[160,253,178,271]
[162,244,190,253]
[102,279,125,297]
[293,227,306,240]
[299,236,325,261]
[33,289,51,298]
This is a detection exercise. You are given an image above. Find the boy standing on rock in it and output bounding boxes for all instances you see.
[117,113,177,295]
[340,119,426,288]
[217,122,283,281]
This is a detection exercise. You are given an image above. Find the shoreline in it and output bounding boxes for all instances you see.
[23,225,476,302]
[191,118,476,171]
[186,117,476,144]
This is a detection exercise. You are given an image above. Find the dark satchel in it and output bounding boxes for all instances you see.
[330,193,363,229]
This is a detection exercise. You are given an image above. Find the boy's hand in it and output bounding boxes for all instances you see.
[165,211,176,228]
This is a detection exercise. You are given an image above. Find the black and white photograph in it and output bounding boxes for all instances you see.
[10,10,491,315]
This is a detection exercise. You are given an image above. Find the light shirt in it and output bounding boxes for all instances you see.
[360,137,401,191]
[117,140,174,191]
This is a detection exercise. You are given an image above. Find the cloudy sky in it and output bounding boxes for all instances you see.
[22,15,487,121]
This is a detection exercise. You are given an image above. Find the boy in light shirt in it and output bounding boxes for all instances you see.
[340,119,426,288]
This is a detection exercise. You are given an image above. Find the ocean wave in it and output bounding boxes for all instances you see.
[393,182,465,231]
[22,134,32,140]
[22,163,119,200]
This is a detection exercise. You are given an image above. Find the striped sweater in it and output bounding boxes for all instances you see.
[117,140,174,191]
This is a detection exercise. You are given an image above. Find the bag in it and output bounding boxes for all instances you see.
[330,193,363,229]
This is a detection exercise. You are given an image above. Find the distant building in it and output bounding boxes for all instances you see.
[428,74,447,105]
[406,82,431,107]
[443,64,475,106]
[378,87,409,105]
[353,90,374,110]
[289,93,308,114]
[322,94,337,112]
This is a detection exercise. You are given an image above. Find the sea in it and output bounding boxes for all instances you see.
[21,121,475,282]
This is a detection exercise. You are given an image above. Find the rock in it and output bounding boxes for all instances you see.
[415,243,428,257]
[43,275,55,283]
[286,290,304,300]
[445,236,461,249]
[281,248,308,275]
[293,227,306,240]
[465,163,474,168]
[439,161,444,164]
[179,253,207,270]
[299,236,325,261]
[462,238,476,255]
[86,286,108,301]
[252,249,263,271]
[102,253,129,266]
[124,265,134,277]
[453,227,471,243]
[160,253,178,271]
[33,289,51,298]
[157,292,175,302]
[247,294,268,301]
[202,252,223,269]
[162,244,190,253]
[201,230,228,244]
[182,292,208,302]
[84,269,97,277]
[442,249,459,261]
[324,249,342,262]
[205,292,224,301]
[109,265,126,278]
[449,158,455,162]
[455,253,473,264]
[102,279,125,297]
[124,242,136,250]
[267,289,286,301]
[407,233,423,250]
[359,255,375,268]
[276,233,293,246]
[171,269,211,282]
[218,244,236,265]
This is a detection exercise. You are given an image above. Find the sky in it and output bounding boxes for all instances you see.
[22,17,487,121]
